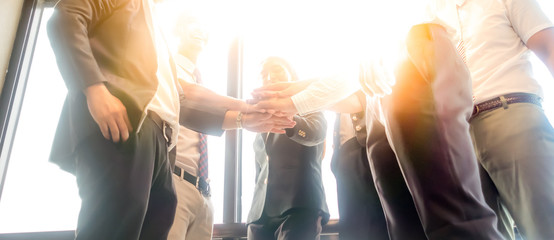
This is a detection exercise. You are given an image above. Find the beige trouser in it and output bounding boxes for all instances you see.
[470,102,554,240]
[168,174,213,240]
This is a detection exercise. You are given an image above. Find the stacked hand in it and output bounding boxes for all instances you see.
[248,81,310,118]
[240,112,295,134]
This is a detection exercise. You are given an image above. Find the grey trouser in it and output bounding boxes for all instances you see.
[470,101,554,240]
[75,113,177,240]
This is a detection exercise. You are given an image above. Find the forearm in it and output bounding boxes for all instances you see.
[181,82,248,112]
[285,113,327,146]
[291,71,359,116]
[326,91,364,113]
[222,111,240,130]
[179,100,227,136]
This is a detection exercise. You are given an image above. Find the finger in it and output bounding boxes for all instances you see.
[243,113,269,128]
[107,118,120,143]
[269,128,286,134]
[269,116,295,125]
[253,100,278,113]
[272,123,295,130]
[374,67,393,95]
[385,64,396,86]
[360,62,378,97]
[273,111,295,118]
[376,80,393,95]
[251,91,280,99]
[276,88,296,98]
[241,103,258,114]
[255,112,273,121]
[98,121,111,140]
[368,63,387,97]
[250,103,268,113]
[246,98,260,105]
[116,114,130,142]
[252,82,290,92]
[124,112,133,132]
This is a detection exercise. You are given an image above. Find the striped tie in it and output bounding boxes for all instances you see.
[198,133,208,179]
[194,68,209,179]
[456,40,467,63]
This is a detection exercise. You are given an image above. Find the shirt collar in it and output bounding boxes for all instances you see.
[174,54,196,76]
[455,0,466,6]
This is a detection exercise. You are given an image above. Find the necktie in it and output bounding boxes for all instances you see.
[194,68,209,179]
[456,41,467,63]
[455,5,467,64]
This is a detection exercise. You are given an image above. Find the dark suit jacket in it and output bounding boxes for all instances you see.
[247,112,329,225]
[47,0,225,173]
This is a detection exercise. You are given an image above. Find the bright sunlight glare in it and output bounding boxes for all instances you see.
[1,0,553,234]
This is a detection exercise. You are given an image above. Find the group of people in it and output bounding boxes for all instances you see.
[46,0,553,239]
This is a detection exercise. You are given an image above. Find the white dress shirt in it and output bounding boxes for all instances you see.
[437,0,554,104]
[143,0,181,150]
[174,54,203,177]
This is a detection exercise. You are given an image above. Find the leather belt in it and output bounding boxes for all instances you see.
[148,111,173,144]
[173,166,211,197]
[471,92,542,119]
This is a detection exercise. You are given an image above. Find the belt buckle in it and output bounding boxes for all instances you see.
[472,104,480,117]
[203,184,211,197]
[162,122,170,144]
[196,177,211,197]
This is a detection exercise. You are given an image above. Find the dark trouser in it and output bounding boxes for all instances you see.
[367,23,503,239]
[331,137,389,240]
[247,209,323,240]
[74,114,177,240]
[365,118,426,240]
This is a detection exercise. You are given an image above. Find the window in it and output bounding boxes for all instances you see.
[0,0,553,236]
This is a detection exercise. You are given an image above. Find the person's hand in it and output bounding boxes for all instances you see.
[84,83,133,142]
[251,97,298,118]
[251,79,314,100]
[358,57,396,97]
[242,112,296,134]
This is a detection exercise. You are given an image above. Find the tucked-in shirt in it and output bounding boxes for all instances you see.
[174,54,203,177]
[437,0,553,104]
[144,0,181,150]
[339,113,356,146]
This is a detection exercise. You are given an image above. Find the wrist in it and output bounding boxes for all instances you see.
[83,83,108,98]
[236,112,243,129]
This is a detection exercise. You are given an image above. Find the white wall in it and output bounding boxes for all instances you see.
[0,0,25,93]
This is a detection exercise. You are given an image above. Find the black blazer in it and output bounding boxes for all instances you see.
[47,0,225,173]
[247,112,329,225]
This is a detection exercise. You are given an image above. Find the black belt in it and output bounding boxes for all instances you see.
[148,111,173,144]
[173,166,211,197]
[471,92,542,119]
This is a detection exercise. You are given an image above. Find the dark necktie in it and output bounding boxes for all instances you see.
[194,68,209,179]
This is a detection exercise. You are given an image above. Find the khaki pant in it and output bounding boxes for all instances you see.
[168,174,213,240]
[470,102,554,240]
